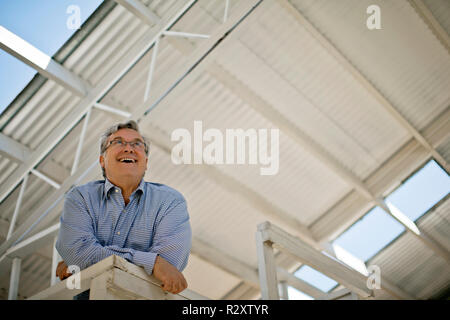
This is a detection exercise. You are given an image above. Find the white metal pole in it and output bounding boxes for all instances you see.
[144,37,160,102]
[7,173,29,240]
[71,107,92,175]
[30,169,60,189]
[223,0,230,23]
[8,257,21,300]
[278,280,289,300]
[51,236,62,286]
[163,31,210,39]
[93,103,131,118]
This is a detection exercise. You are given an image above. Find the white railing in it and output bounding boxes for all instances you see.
[28,255,208,300]
[256,221,373,300]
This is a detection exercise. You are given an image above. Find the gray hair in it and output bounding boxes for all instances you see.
[100,120,149,178]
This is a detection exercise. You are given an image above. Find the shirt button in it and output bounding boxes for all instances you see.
[117,231,120,235]
[115,189,119,193]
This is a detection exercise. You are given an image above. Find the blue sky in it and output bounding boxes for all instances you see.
[0,0,103,115]
[385,160,450,221]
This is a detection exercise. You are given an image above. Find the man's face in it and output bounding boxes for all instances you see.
[99,128,148,184]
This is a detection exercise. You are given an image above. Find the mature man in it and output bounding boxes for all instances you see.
[55,120,192,297]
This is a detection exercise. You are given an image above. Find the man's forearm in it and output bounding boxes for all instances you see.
[56,236,162,275]
[56,239,135,270]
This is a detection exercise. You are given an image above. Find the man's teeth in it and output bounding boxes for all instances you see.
[119,158,136,163]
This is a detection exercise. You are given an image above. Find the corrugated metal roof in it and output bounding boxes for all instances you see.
[289,0,450,131]
[369,231,450,299]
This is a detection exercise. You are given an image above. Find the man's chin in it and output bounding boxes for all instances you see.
[107,173,144,184]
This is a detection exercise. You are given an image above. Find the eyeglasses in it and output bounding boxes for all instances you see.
[107,138,146,151]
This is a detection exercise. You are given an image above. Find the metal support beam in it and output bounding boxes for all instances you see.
[163,31,210,39]
[0,26,90,97]
[8,257,21,300]
[0,133,30,163]
[71,108,92,175]
[114,0,160,26]
[408,0,450,55]
[93,103,131,118]
[223,0,230,23]
[30,169,61,189]
[144,37,160,103]
[6,173,29,240]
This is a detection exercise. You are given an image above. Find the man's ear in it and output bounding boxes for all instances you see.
[99,155,105,170]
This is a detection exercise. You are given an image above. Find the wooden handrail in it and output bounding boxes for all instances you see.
[28,255,208,300]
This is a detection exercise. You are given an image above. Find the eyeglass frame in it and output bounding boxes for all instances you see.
[105,137,147,152]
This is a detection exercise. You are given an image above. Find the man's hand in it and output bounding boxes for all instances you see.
[152,255,187,294]
[56,261,72,281]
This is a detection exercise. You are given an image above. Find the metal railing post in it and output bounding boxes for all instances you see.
[8,257,21,300]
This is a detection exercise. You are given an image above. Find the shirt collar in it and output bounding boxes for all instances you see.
[104,179,117,198]
[135,179,145,195]
[103,178,145,199]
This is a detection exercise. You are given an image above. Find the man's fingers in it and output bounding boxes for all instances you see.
[162,279,186,294]
[56,261,67,278]
[163,281,184,294]
[163,285,173,293]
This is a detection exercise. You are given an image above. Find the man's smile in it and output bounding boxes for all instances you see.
[117,157,137,163]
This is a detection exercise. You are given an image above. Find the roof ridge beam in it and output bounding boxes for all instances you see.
[0,26,91,97]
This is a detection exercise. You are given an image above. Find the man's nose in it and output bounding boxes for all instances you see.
[123,143,134,152]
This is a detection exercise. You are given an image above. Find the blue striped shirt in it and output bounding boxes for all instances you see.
[56,179,192,275]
